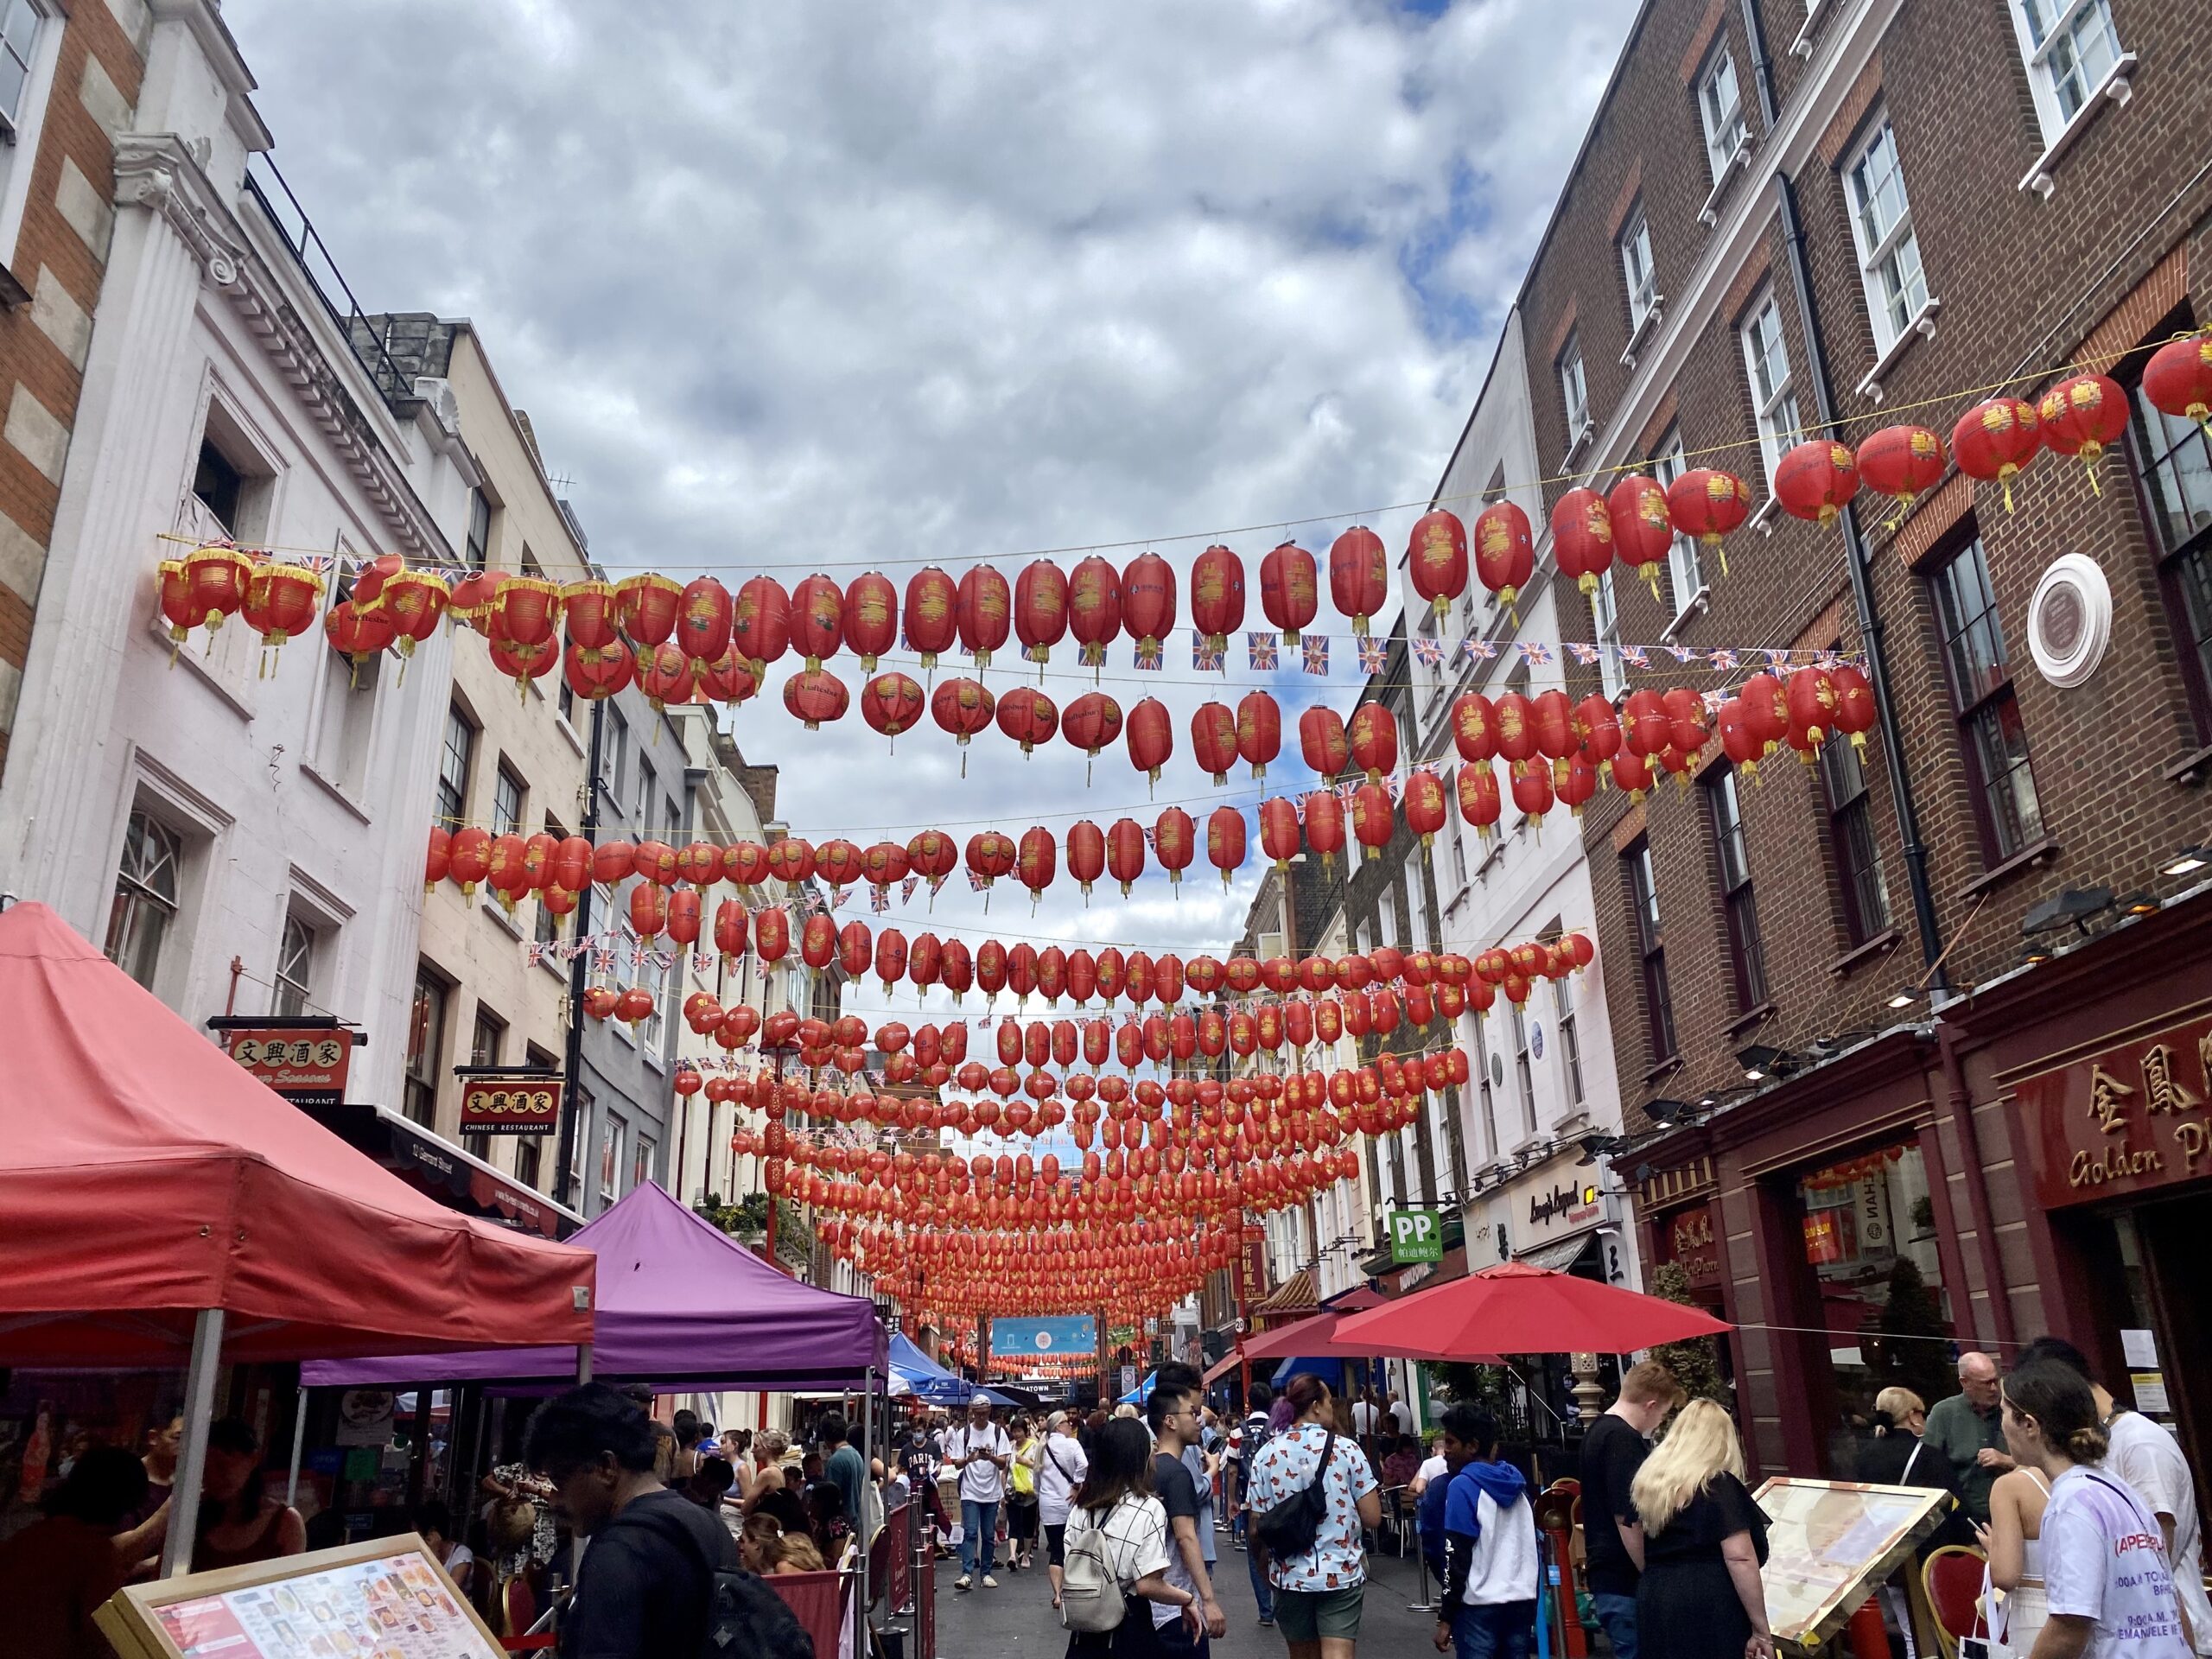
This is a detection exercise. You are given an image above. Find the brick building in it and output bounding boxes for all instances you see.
[1494,0,2212,1476]
[0,0,148,772]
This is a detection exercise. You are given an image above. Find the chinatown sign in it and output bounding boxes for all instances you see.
[2021,1012,2212,1209]
[213,1020,355,1108]
[459,1074,563,1135]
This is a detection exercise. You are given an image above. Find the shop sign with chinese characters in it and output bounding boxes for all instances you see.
[2021,1013,2212,1208]
[459,1076,561,1135]
[1664,1203,1722,1290]
[220,1024,354,1108]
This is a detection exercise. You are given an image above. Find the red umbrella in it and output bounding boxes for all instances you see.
[1331,1261,1731,1357]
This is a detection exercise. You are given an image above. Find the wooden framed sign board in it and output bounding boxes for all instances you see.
[1751,1478,1955,1655]
[96,1533,504,1659]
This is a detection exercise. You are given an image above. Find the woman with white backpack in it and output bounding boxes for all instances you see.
[1033,1411,1092,1610]
[1061,1417,1205,1656]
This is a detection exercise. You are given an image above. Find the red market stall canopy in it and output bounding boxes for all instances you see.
[0,902,597,1368]
[1332,1261,1732,1358]
[1240,1288,1389,1362]
[303,1178,887,1391]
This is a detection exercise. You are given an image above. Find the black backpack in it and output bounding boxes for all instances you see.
[624,1499,817,1659]
[1252,1426,1334,1561]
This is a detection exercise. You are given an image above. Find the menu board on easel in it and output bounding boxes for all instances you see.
[1752,1478,1955,1655]
[95,1533,503,1659]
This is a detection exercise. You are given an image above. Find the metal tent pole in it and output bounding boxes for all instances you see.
[575,1344,594,1383]
[285,1385,308,1507]
[162,1309,226,1579]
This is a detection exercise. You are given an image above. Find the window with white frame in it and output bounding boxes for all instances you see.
[493,762,524,838]
[1447,811,1469,892]
[1621,207,1657,332]
[1652,435,1702,617]
[1591,569,1627,696]
[1549,965,1585,1110]
[1559,334,1590,440]
[1471,1008,1499,1160]
[106,811,181,992]
[2009,0,2124,144]
[1510,997,1536,1135]
[436,705,475,831]
[1741,291,1802,485]
[0,0,60,268]
[1700,48,1748,180]
[1843,116,1929,351]
[601,1111,626,1208]
[1402,855,1430,949]
[274,913,316,1017]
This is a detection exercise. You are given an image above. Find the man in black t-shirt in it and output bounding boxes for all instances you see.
[1579,1361,1687,1659]
[1149,1384,1228,1653]
[526,1383,742,1659]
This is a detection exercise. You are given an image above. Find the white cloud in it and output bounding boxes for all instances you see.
[226,0,1636,956]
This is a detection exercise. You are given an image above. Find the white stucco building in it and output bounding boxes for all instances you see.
[0,8,473,1118]
[1405,305,1642,1294]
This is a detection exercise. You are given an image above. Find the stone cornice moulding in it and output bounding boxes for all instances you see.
[111,133,454,563]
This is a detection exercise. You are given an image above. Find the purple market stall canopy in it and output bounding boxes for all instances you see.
[304,1179,885,1389]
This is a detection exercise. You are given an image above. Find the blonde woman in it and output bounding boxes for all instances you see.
[1630,1399,1772,1659]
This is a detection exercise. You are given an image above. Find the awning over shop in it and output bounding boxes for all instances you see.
[0,902,596,1368]
[1250,1268,1318,1322]
[304,1178,883,1390]
[1518,1235,1599,1274]
[303,1100,583,1238]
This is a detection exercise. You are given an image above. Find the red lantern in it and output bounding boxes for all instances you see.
[1191,543,1245,652]
[842,570,899,671]
[714,900,748,961]
[996,685,1058,755]
[2037,372,2129,486]
[857,671,925,741]
[949,563,1006,667]
[373,569,448,662]
[1260,541,1319,643]
[616,572,680,647]
[1127,696,1173,790]
[487,632,558,696]
[1457,761,1501,837]
[723,842,770,887]
[593,840,637,884]
[1611,750,1653,798]
[1556,753,1599,817]
[875,928,909,993]
[1785,666,1840,756]
[551,836,594,893]
[448,570,500,635]
[1351,783,1393,861]
[790,572,844,669]
[1018,826,1058,907]
[1621,688,1669,757]
[903,566,958,669]
[838,920,873,979]
[1951,397,2041,512]
[1666,469,1750,570]
[753,906,790,963]
[2144,336,2212,432]
[1855,425,1946,520]
[180,543,255,642]
[1014,558,1069,665]
[424,825,451,890]
[1510,759,1554,825]
[1107,817,1147,895]
[1449,692,1497,763]
[1067,555,1122,671]
[1259,798,1301,872]
[1154,808,1194,887]
[1067,820,1105,899]
[1573,694,1622,766]
[966,831,1016,895]
[781,667,848,729]
[1408,508,1468,617]
[1548,489,1611,601]
[1532,690,1576,772]
[666,889,702,947]
[1232,690,1281,782]
[242,562,325,666]
[1773,439,1860,528]
[1717,695,1764,777]
[1403,769,1446,847]
[1062,690,1122,780]
[1494,692,1536,764]
[1206,805,1246,889]
[1191,701,1238,785]
[931,677,995,772]
[906,830,956,894]
[860,840,909,889]
[1660,686,1707,755]
[1120,551,1177,652]
[676,576,733,673]
[1830,662,1877,753]
[815,839,863,889]
[693,644,757,706]
[1329,525,1389,635]
[1348,702,1398,784]
[1299,705,1350,780]
[731,575,791,677]
[323,601,394,679]
[629,882,669,939]
[1604,474,1672,600]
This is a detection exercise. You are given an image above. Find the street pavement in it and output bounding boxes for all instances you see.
[904,1524,1454,1657]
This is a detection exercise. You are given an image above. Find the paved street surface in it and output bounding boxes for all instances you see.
[906,1528,1452,1657]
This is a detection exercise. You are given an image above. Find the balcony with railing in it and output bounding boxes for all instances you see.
[242,152,413,410]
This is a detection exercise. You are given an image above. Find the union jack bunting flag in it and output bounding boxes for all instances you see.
[1567,643,1600,665]
[901,875,920,904]
[1356,636,1387,674]
[830,886,849,909]
[1815,648,1842,671]
[1385,775,1402,802]
[526,943,545,968]
[870,886,890,913]
[1460,638,1497,662]
[967,869,988,892]
[1620,645,1650,669]
[692,953,715,976]
[1765,647,1794,669]
[1411,635,1443,666]
[1333,781,1359,809]
[1192,636,1224,672]
[1702,690,1728,713]
[1248,632,1278,671]
[626,947,646,970]
[1666,644,1697,663]
[1707,647,1739,671]
[1135,639,1164,671]
[1518,641,1554,667]
[1142,824,1158,848]
[1302,637,1329,676]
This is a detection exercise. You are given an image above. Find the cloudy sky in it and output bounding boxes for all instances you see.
[230,0,1637,984]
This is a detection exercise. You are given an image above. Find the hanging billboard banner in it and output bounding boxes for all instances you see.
[991,1315,1098,1358]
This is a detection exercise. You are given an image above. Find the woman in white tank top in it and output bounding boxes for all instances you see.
[1980,1464,2053,1653]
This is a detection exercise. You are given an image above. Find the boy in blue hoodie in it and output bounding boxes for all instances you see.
[1434,1411,1539,1659]
[1418,1404,1484,1583]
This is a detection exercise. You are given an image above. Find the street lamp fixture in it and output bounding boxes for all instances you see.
[1643,1097,1695,1126]
[1886,985,1921,1011]
[1736,1043,1798,1084]
[2161,846,2210,878]
[2020,887,2114,938]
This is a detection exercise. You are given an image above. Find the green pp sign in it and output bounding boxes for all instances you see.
[1389,1209,1443,1263]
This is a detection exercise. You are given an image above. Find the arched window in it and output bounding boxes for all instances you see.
[105,811,181,989]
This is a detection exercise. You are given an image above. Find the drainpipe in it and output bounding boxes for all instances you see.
[1739,0,1778,130]
[554,697,606,1210]
[1774,173,1948,988]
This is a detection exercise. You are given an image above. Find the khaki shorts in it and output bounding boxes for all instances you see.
[1274,1584,1364,1643]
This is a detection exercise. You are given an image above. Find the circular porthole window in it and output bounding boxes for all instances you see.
[2027,553,2112,689]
